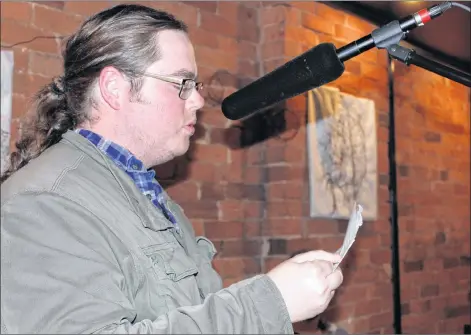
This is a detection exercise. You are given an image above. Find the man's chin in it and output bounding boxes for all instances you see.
[174,140,191,158]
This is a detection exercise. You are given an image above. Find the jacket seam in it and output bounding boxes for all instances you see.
[262,276,293,333]
[51,154,85,192]
[245,281,266,333]
[62,136,139,214]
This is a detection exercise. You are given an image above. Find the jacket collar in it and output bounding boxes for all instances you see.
[61,130,174,232]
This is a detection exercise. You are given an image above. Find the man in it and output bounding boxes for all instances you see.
[1,4,343,334]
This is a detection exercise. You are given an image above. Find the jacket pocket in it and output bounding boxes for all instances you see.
[195,236,223,294]
[196,236,217,261]
[141,242,199,282]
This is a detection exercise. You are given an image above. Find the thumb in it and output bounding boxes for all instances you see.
[291,250,342,264]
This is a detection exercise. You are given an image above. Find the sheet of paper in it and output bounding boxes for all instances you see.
[333,203,363,271]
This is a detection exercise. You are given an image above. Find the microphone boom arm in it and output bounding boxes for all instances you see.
[387,44,471,87]
[335,1,471,87]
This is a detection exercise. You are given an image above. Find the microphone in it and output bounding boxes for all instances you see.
[221,1,454,121]
[222,42,344,121]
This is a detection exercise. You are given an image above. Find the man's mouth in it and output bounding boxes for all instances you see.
[183,122,196,135]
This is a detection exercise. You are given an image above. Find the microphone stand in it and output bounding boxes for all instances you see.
[335,7,470,334]
[336,13,471,87]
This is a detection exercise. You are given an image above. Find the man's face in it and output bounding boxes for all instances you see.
[121,30,204,167]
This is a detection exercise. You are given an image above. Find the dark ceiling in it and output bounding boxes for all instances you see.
[328,1,471,74]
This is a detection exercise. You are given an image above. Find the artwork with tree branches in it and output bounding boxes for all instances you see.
[307,86,377,220]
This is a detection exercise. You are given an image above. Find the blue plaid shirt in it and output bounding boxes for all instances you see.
[76,129,177,225]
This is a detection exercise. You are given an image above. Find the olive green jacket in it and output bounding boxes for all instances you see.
[1,130,293,334]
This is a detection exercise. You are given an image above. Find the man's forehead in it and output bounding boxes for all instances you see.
[153,30,197,78]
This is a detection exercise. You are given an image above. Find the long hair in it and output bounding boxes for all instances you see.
[1,4,187,183]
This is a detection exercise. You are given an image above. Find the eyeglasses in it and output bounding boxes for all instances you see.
[142,72,203,100]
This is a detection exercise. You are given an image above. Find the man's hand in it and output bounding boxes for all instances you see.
[267,250,343,323]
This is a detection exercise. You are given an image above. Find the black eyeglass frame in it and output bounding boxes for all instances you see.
[142,73,203,100]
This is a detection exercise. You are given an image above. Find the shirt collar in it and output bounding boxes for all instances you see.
[75,128,153,176]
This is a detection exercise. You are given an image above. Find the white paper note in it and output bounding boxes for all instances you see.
[333,203,363,271]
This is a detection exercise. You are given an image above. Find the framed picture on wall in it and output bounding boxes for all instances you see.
[1,50,14,175]
[307,86,378,221]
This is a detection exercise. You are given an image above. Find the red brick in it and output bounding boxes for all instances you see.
[301,13,334,35]
[189,29,219,49]
[217,35,238,55]
[213,239,262,258]
[263,22,286,43]
[166,181,199,202]
[195,46,238,71]
[29,51,63,77]
[266,166,304,182]
[243,166,262,184]
[217,2,239,23]
[261,5,300,26]
[1,2,33,23]
[18,74,51,100]
[218,200,244,221]
[212,258,252,278]
[63,1,110,17]
[238,60,259,79]
[33,5,83,35]
[368,311,393,330]
[180,201,218,220]
[33,1,64,10]
[262,219,302,237]
[261,41,284,60]
[285,26,318,46]
[205,221,244,239]
[238,40,257,60]
[336,285,369,304]
[266,200,303,218]
[145,2,198,27]
[334,24,363,42]
[190,143,228,163]
[354,298,387,316]
[1,20,60,54]
[11,94,29,120]
[192,219,205,236]
[243,201,263,219]
[200,11,237,39]
[318,236,345,252]
[315,4,347,25]
[370,249,391,265]
[182,1,217,13]
[264,256,285,272]
[290,2,316,13]
[9,48,29,74]
[266,182,304,200]
[323,303,355,323]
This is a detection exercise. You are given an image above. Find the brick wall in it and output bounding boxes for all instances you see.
[394,62,470,333]
[1,1,469,334]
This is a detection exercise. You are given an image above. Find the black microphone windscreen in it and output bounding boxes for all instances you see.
[221,43,345,120]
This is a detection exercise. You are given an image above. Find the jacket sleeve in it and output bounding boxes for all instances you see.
[1,192,293,334]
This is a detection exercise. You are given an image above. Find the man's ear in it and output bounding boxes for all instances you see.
[98,66,127,110]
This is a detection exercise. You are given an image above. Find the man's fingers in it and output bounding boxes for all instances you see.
[316,260,334,276]
[327,269,343,290]
[291,250,342,264]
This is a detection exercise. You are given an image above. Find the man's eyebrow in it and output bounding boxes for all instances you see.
[169,69,197,79]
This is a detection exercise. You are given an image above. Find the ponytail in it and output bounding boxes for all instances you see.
[1,76,77,183]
